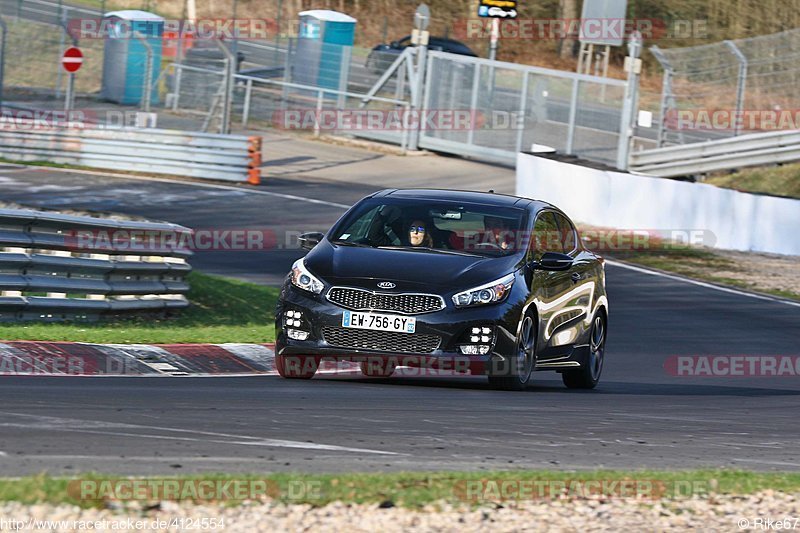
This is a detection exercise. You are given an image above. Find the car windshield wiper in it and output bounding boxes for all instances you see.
[378,245,483,257]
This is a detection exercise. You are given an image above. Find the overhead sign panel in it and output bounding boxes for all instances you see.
[579,0,629,46]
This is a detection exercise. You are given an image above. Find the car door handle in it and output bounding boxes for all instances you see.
[571,272,582,283]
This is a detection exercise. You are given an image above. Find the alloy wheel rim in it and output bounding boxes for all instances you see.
[589,316,606,381]
[517,317,535,383]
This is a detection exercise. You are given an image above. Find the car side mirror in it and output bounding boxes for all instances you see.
[390,41,400,48]
[537,252,573,271]
[298,232,324,251]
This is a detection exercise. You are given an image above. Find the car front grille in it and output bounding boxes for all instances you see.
[326,287,445,315]
[321,326,441,354]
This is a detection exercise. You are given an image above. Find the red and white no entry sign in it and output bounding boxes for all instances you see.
[61,47,83,73]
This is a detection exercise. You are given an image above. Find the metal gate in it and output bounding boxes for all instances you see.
[418,51,630,167]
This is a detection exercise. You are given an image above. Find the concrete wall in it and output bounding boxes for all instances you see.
[516,153,800,256]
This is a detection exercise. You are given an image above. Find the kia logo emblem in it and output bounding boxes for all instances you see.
[377,281,396,289]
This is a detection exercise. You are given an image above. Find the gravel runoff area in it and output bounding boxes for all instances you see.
[2,492,798,531]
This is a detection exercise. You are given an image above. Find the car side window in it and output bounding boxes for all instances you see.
[529,211,561,262]
[554,213,577,254]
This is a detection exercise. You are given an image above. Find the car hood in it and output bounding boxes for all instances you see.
[304,240,522,293]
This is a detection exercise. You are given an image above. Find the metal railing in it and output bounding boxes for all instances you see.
[630,129,800,177]
[0,207,192,321]
[0,121,262,182]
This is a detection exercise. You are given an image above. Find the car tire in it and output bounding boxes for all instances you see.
[488,312,536,391]
[275,354,318,379]
[562,311,607,389]
[360,358,397,377]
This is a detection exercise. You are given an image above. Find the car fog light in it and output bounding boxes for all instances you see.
[459,345,491,355]
[287,329,309,340]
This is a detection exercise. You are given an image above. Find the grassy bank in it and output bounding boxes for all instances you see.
[607,246,800,301]
[2,470,800,509]
[0,272,280,344]
[706,163,800,199]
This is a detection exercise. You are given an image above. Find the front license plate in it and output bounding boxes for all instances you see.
[342,310,416,334]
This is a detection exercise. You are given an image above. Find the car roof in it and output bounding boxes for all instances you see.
[374,188,550,209]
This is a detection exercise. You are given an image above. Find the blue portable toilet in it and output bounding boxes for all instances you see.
[293,10,356,91]
[101,10,164,105]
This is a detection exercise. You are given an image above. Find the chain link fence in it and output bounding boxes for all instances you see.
[652,27,800,147]
[0,0,639,169]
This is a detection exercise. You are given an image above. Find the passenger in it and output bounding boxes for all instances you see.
[408,219,434,248]
[484,215,512,250]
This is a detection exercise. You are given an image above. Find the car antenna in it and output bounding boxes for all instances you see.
[487,189,495,193]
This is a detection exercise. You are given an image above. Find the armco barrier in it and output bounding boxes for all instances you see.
[517,152,800,256]
[0,122,262,183]
[0,208,193,321]
[629,129,800,177]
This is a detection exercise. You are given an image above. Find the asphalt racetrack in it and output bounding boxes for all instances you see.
[0,166,798,475]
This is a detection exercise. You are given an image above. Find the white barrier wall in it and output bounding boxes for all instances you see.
[516,153,800,256]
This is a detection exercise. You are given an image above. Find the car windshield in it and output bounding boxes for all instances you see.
[330,198,527,257]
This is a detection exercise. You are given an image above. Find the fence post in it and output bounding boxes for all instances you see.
[172,26,185,111]
[241,78,253,127]
[565,77,579,155]
[337,44,351,110]
[616,31,642,171]
[724,40,748,137]
[650,45,676,148]
[407,44,427,151]
[134,32,154,113]
[314,89,323,138]
[213,40,235,135]
[466,61,481,147]
[56,7,67,98]
[0,19,6,110]
[514,72,529,154]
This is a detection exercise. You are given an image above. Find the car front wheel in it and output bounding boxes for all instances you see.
[488,313,536,391]
[562,312,606,389]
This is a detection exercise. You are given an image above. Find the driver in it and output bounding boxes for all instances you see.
[408,219,434,248]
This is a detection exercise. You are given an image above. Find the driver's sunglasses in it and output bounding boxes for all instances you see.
[409,225,426,234]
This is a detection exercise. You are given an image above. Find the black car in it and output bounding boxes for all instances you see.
[366,36,478,73]
[275,189,608,391]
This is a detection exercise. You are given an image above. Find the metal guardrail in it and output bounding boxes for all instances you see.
[629,129,800,177]
[0,122,262,183]
[0,208,193,322]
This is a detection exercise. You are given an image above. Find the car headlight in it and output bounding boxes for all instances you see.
[291,258,325,294]
[452,273,515,308]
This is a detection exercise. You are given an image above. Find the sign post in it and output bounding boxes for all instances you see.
[61,46,83,111]
[408,4,430,151]
[478,0,517,61]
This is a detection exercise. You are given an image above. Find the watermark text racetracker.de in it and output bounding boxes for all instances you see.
[0,517,225,531]
[68,478,321,502]
[665,355,800,378]
[453,17,710,41]
[273,109,523,132]
[664,109,800,132]
[64,228,716,254]
[0,110,159,130]
[454,478,714,502]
